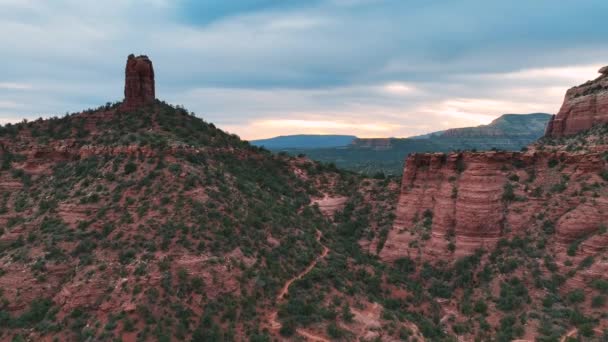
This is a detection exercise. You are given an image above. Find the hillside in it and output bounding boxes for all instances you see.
[0,100,321,340]
[0,55,428,342]
[282,113,551,175]
[3,54,606,342]
[250,135,357,149]
[440,113,550,138]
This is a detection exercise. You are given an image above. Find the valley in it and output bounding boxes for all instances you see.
[256,113,551,175]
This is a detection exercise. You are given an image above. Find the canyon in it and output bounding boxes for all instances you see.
[274,113,551,175]
[382,65,608,261]
[2,55,608,341]
[377,65,608,341]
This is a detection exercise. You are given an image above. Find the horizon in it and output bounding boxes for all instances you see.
[1,1,607,140]
[251,112,553,141]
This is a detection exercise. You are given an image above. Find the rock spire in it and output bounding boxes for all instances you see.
[122,54,155,110]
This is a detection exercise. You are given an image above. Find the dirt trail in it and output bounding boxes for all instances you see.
[560,328,576,342]
[268,229,330,342]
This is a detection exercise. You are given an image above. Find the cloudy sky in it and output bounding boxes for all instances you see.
[1,0,607,140]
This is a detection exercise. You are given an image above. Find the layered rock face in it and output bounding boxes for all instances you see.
[122,54,155,110]
[374,70,608,340]
[381,68,608,263]
[545,66,608,137]
[379,149,608,262]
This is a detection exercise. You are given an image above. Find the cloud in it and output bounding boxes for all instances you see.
[0,101,22,109]
[1,0,607,139]
[474,64,605,85]
[0,83,32,90]
[380,82,419,96]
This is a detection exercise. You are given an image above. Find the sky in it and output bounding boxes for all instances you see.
[1,0,607,140]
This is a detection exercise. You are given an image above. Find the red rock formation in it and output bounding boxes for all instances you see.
[312,195,348,216]
[379,149,608,262]
[378,65,608,274]
[121,54,155,110]
[545,66,608,137]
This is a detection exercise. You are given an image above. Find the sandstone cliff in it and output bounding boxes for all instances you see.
[379,149,608,261]
[381,69,608,263]
[545,66,608,137]
[376,70,608,340]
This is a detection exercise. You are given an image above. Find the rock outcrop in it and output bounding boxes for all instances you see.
[121,54,155,110]
[381,67,608,263]
[379,149,608,262]
[545,66,608,137]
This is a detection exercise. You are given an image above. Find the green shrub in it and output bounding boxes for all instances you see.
[508,174,520,182]
[119,249,137,264]
[496,315,524,342]
[474,300,488,315]
[566,289,585,304]
[341,303,354,323]
[456,156,465,173]
[542,220,555,234]
[579,256,594,268]
[592,295,605,308]
[550,181,567,193]
[496,278,528,311]
[326,322,345,338]
[579,323,596,337]
[124,162,137,175]
[502,183,515,202]
[567,241,580,256]
[14,298,53,327]
[394,257,416,274]
[592,279,608,294]
[279,320,295,337]
[548,158,559,168]
[429,280,452,299]
[168,163,182,175]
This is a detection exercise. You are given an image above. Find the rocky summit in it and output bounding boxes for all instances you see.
[122,54,156,111]
[545,65,608,137]
[0,55,412,342]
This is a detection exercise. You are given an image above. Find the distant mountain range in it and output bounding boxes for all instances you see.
[251,134,357,149]
[253,113,551,175]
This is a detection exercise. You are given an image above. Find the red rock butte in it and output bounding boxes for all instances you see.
[545,65,608,137]
[121,54,155,110]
